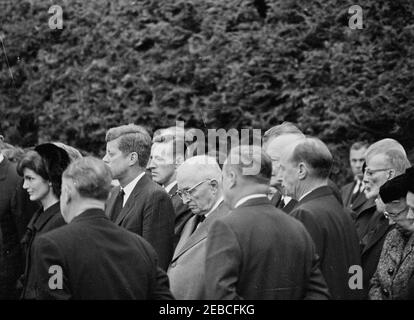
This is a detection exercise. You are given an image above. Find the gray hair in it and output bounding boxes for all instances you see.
[63,157,112,201]
[366,139,410,175]
[226,145,272,183]
[262,122,305,146]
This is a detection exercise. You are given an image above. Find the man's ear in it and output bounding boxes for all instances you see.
[297,162,308,180]
[388,169,396,181]
[0,135,4,143]
[129,152,139,166]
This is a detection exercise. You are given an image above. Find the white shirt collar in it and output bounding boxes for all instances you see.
[234,194,268,209]
[204,196,224,219]
[0,153,4,164]
[122,172,145,207]
[282,195,292,205]
[164,181,177,194]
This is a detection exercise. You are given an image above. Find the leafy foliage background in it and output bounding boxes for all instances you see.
[1,0,413,185]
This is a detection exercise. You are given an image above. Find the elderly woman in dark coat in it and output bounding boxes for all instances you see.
[369,167,414,300]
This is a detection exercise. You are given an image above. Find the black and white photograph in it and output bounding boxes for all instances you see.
[0,0,414,311]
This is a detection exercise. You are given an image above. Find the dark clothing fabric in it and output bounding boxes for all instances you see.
[105,173,175,270]
[290,186,362,299]
[354,198,377,239]
[28,209,174,300]
[341,181,370,215]
[360,210,394,298]
[328,179,343,205]
[205,197,330,300]
[167,184,193,251]
[270,192,298,214]
[0,158,38,299]
[20,202,66,299]
[369,229,414,300]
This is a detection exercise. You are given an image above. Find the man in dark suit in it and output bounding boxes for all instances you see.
[0,135,38,299]
[341,142,369,215]
[205,145,330,300]
[280,137,362,299]
[263,122,341,214]
[147,132,193,250]
[103,124,175,270]
[168,155,230,299]
[357,139,410,297]
[30,157,174,300]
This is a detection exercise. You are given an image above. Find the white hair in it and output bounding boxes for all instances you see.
[177,155,222,181]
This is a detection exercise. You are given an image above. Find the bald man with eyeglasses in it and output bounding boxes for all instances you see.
[167,155,230,300]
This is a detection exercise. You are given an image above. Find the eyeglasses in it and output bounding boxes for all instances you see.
[364,167,393,177]
[384,206,409,220]
[176,179,213,200]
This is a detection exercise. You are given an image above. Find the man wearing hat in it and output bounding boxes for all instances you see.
[369,167,414,299]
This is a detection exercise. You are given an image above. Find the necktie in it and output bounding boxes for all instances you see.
[111,189,125,222]
[192,214,206,233]
[278,197,286,209]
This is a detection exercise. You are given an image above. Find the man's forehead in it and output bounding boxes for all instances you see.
[350,148,367,158]
[366,153,387,167]
[151,142,173,156]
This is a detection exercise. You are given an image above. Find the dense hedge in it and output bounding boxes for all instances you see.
[1,0,413,185]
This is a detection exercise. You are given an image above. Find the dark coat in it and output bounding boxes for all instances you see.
[167,183,193,250]
[369,229,414,300]
[341,181,370,215]
[105,173,175,270]
[20,202,66,299]
[290,186,362,299]
[205,197,330,300]
[360,210,394,297]
[168,201,229,299]
[28,208,174,300]
[0,157,38,299]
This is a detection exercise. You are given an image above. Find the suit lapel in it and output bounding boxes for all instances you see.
[105,186,120,220]
[168,184,178,198]
[173,202,226,260]
[114,174,149,225]
[343,182,355,208]
[351,192,368,212]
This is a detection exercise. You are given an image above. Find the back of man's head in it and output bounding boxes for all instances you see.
[226,145,272,185]
[63,157,113,201]
[106,124,151,168]
[263,122,305,146]
[291,137,333,180]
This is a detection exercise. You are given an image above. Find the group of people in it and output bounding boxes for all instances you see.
[0,121,413,300]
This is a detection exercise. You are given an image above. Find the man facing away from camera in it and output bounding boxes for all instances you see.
[205,145,330,300]
[103,124,175,270]
[29,157,174,300]
[279,137,362,299]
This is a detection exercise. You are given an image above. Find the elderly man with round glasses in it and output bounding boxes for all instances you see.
[369,167,414,299]
[167,155,230,299]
